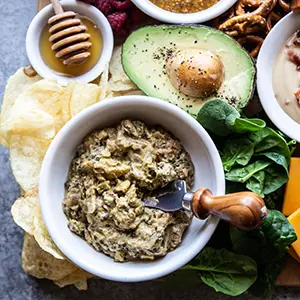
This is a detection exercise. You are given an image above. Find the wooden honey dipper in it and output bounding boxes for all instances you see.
[48,0,91,65]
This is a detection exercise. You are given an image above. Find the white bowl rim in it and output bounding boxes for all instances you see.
[26,0,113,85]
[39,96,225,282]
[131,0,238,24]
[257,12,300,142]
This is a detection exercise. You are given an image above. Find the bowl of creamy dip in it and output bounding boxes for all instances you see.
[257,12,300,142]
[39,95,225,282]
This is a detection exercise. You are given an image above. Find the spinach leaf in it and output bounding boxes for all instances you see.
[197,100,266,136]
[263,165,289,195]
[264,187,285,210]
[258,151,289,172]
[183,247,257,296]
[230,210,296,262]
[226,181,246,194]
[230,210,297,296]
[246,170,265,196]
[225,160,271,183]
[250,257,285,297]
[260,210,297,252]
[230,225,282,264]
[249,127,291,163]
[228,118,266,133]
[197,99,239,136]
[221,138,254,172]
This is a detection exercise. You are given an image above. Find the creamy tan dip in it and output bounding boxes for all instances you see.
[63,120,194,262]
[273,30,300,123]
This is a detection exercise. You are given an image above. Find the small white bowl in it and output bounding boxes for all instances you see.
[131,0,238,24]
[39,96,225,282]
[257,12,300,142]
[26,0,113,85]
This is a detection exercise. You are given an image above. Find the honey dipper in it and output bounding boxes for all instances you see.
[48,0,91,65]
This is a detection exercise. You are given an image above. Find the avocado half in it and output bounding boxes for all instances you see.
[122,25,256,118]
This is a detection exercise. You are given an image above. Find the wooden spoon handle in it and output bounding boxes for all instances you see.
[51,0,64,14]
[191,188,268,230]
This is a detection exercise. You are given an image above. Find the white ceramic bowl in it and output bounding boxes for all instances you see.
[257,12,300,142]
[39,96,225,282]
[131,0,238,24]
[26,0,113,85]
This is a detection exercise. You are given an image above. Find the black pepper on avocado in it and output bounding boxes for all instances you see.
[122,25,256,118]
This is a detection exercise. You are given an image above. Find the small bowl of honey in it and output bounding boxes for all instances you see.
[26,0,113,85]
[131,0,238,24]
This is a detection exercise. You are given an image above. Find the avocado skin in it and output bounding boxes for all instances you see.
[122,25,256,117]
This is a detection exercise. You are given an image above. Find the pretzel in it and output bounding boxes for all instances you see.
[23,66,37,77]
[278,0,291,12]
[236,0,277,16]
[266,11,281,31]
[237,35,264,57]
[291,0,300,12]
[236,0,262,15]
[219,15,267,37]
[211,6,235,28]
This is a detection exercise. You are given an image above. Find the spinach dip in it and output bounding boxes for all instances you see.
[63,120,194,262]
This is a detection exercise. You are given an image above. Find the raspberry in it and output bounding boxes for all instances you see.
[131,6,146,24]
[107,12,128,36]
[111,0,132,11]
[94,0,114,16]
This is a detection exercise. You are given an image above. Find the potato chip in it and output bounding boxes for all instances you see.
[109,46,126,77]
[0,68,41,146]
[11,187,39,235]
[2,101,56,140]
[105,89,145,99]
[70,82,101,117]
[22,233,77,281]
[22,80,66,132]
[54,269,94,290]
[105,90,124,99]
[108,46,137,92]
[22,80,65,116]
[11,187,64,259]
[0,129,8,147]
[33,203,64,260]
[20,187,26,195]
[99,62,109,100]
[122,90,145,96]
[61,81,75,124]
[10,136,50,192]
[1,79,66,140]
[108,78,137,92]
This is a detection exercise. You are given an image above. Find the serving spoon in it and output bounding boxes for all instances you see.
[144,180,268,230]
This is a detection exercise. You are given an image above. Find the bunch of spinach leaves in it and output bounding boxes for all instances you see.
[230,210,297,296]
[165,211,296,297]
[162,99,297,297]
[197,99,293,199]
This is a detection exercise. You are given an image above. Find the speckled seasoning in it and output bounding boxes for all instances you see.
[150,0,220,13]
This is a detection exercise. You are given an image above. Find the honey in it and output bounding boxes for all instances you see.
[39,16,103,77]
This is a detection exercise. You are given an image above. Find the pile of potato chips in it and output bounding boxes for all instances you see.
[0,46,143,290]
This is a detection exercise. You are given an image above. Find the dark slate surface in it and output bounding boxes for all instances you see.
[1,1,300,299]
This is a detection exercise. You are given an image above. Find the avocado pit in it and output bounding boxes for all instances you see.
[166,49,224,98]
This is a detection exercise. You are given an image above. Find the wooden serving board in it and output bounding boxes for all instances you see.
[36,0,300,288]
